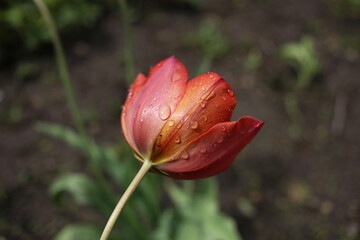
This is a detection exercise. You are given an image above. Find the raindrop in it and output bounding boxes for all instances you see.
[216,136,224,143]
[190,121,199,130]
[201,87,205,91]
[175,136,181,143]
[201,102,206,108]
[227,89,234,96]
[153,97,157,101]
[200,147,207,154]
[140,118,144,122]
[158,104,171,120]
[221,125,227,132]
[181,151,189,160]
[209,74,214,79]
[239,128,247,134]
[168,120,175,126]
[202,116,208,122]
[150,104,153,108]
[254,122,261,128]
[172,73,181,82]
[222,96,227,101]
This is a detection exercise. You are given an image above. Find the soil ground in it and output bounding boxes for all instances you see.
[1,0,360,239]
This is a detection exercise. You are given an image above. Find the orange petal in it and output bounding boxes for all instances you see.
[121,56,188,159]
[156,116,264,179]
[151,72,236,162]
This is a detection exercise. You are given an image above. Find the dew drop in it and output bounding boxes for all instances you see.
[168,120,175,126]
[239,128,247,134]
[222,96,227,101]
[172,73,181,82]
[202,116,208,122]
[153,97,157,101]
[209,74,214,79]
[201,87,205,91]
[200,147,207,154]
[140,118,144,122]
[201,102,206,108]
[158,104,171,120]
[221,125,227,132]
[227,89,234,96]
[150,104,153,108]
[181,151,189,160]
[190,121,199,130]
[254,122,261,128]
[216,136,224,143]
[175,136,181,143]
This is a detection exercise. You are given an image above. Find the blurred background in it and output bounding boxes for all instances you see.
[0,0,359,239]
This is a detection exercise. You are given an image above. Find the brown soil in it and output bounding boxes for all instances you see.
[1,0,359,239]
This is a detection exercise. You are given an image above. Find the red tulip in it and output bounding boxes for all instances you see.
[121,56,263,180]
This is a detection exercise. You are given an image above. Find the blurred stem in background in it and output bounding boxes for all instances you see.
[196,56,213,76]
[33,0,110,190]
[118,0,135,85]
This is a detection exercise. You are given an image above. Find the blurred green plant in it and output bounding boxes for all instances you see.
[0,0,103,51]
[328,0,360,19]
[279,36,322,140]
[36,122,161,240]
[154,179,242,240]
[190,20,231,75]
[32,1,244,239]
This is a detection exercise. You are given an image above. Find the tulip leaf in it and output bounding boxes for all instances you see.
[54,223,120,240]
[49,173,114,216]
[165,178,242,240]
[54,224,102,240]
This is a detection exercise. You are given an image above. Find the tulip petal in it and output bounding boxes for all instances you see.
[151,72,236,162]
[121,73,147,157]
[156,116,264,180]
[122,56,188,159]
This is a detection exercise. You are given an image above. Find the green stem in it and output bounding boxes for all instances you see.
[33,0,108,186]
[100,160,152,240]
[196,56,213,76]
[118,0,135,85]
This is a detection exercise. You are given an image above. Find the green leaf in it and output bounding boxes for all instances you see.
[49,173,114,216]
[54,224,102,240]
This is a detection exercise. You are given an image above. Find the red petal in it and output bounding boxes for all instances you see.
[151,72,236,162]
[156,116,264,180]
[121,73,147,156]
[121,56,188,159]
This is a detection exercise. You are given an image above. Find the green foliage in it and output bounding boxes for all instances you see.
[280,36,322,140]
[0,0,104,51]
[154,178,242,240]
[193,20,230,60]
[54,224,120,240]
[280,36,321,90]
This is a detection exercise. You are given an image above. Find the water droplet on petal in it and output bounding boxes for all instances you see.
[175,136,181,143]
[254,122,260,128]
[227,89,234,96]
[216,136,224,143]
[181,151,189,160]
[158,104,171,120]
[140,118,144,122]
[150,104,153,108]
[190,121,199,130]
[168,120,175,126]
[172,73,181,82]
[201,102,206,108]
[222,96,227,101]
[201,87,205,91]
[200,147,207,154]
[221,125,227,132]
[202,116,208,122]
[209,74,214,79]
[239,128,247,134]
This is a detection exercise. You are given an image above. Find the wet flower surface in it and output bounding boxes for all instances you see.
[121,56,263,179]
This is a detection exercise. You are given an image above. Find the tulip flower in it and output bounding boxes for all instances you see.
[121,56,263,179]
[101,56,263,240]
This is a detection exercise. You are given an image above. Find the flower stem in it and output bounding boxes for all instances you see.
[100,160,152,240]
